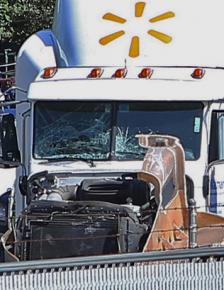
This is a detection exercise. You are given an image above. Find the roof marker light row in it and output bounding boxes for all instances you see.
[42,67,206,80]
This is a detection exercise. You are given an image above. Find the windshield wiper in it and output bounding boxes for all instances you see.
[40,157,95,167]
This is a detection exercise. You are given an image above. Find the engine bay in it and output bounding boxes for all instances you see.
[15,171,157,260]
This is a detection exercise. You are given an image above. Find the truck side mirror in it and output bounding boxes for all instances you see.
[0,113,20,166]
[186,175,194,200]
[202,174,209,199]
[19,176,28,196]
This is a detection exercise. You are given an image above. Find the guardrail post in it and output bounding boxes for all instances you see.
[189,198,197,248]
[4,49,12,79]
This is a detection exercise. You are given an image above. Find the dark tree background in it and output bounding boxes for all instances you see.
[0,0,55,53]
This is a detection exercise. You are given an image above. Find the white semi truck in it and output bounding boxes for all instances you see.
[1,0,224,261]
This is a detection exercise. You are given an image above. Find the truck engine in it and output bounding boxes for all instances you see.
[4,134,224,262]
[15,172,157,260]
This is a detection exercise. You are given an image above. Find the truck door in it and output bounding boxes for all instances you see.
[0,113,20,261]
[207,111,224,215]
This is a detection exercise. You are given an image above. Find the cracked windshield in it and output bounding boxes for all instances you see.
[34,101,203,161]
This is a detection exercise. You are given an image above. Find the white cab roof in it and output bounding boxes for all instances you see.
[28,67,224,102]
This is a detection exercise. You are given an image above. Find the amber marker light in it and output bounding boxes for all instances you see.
[87,68,103,78]
[138,68,153,79]
[191,68,205,79]
[112,68,127,78]
[42,67,57,79]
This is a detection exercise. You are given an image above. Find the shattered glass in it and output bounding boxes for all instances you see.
[33,101,203,161]
[115,127,146,159]
[34,102,112,159]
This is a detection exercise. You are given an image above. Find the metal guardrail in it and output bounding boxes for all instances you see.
[1,246,224,273]
[0,63,16,69]
[2,260,224,290]
[0,247,224,289]
[0,62,16,79]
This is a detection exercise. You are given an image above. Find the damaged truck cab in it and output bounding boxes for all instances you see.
[1,0,224,261]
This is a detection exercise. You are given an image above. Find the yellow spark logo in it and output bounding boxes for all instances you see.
[99,2,175,58]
